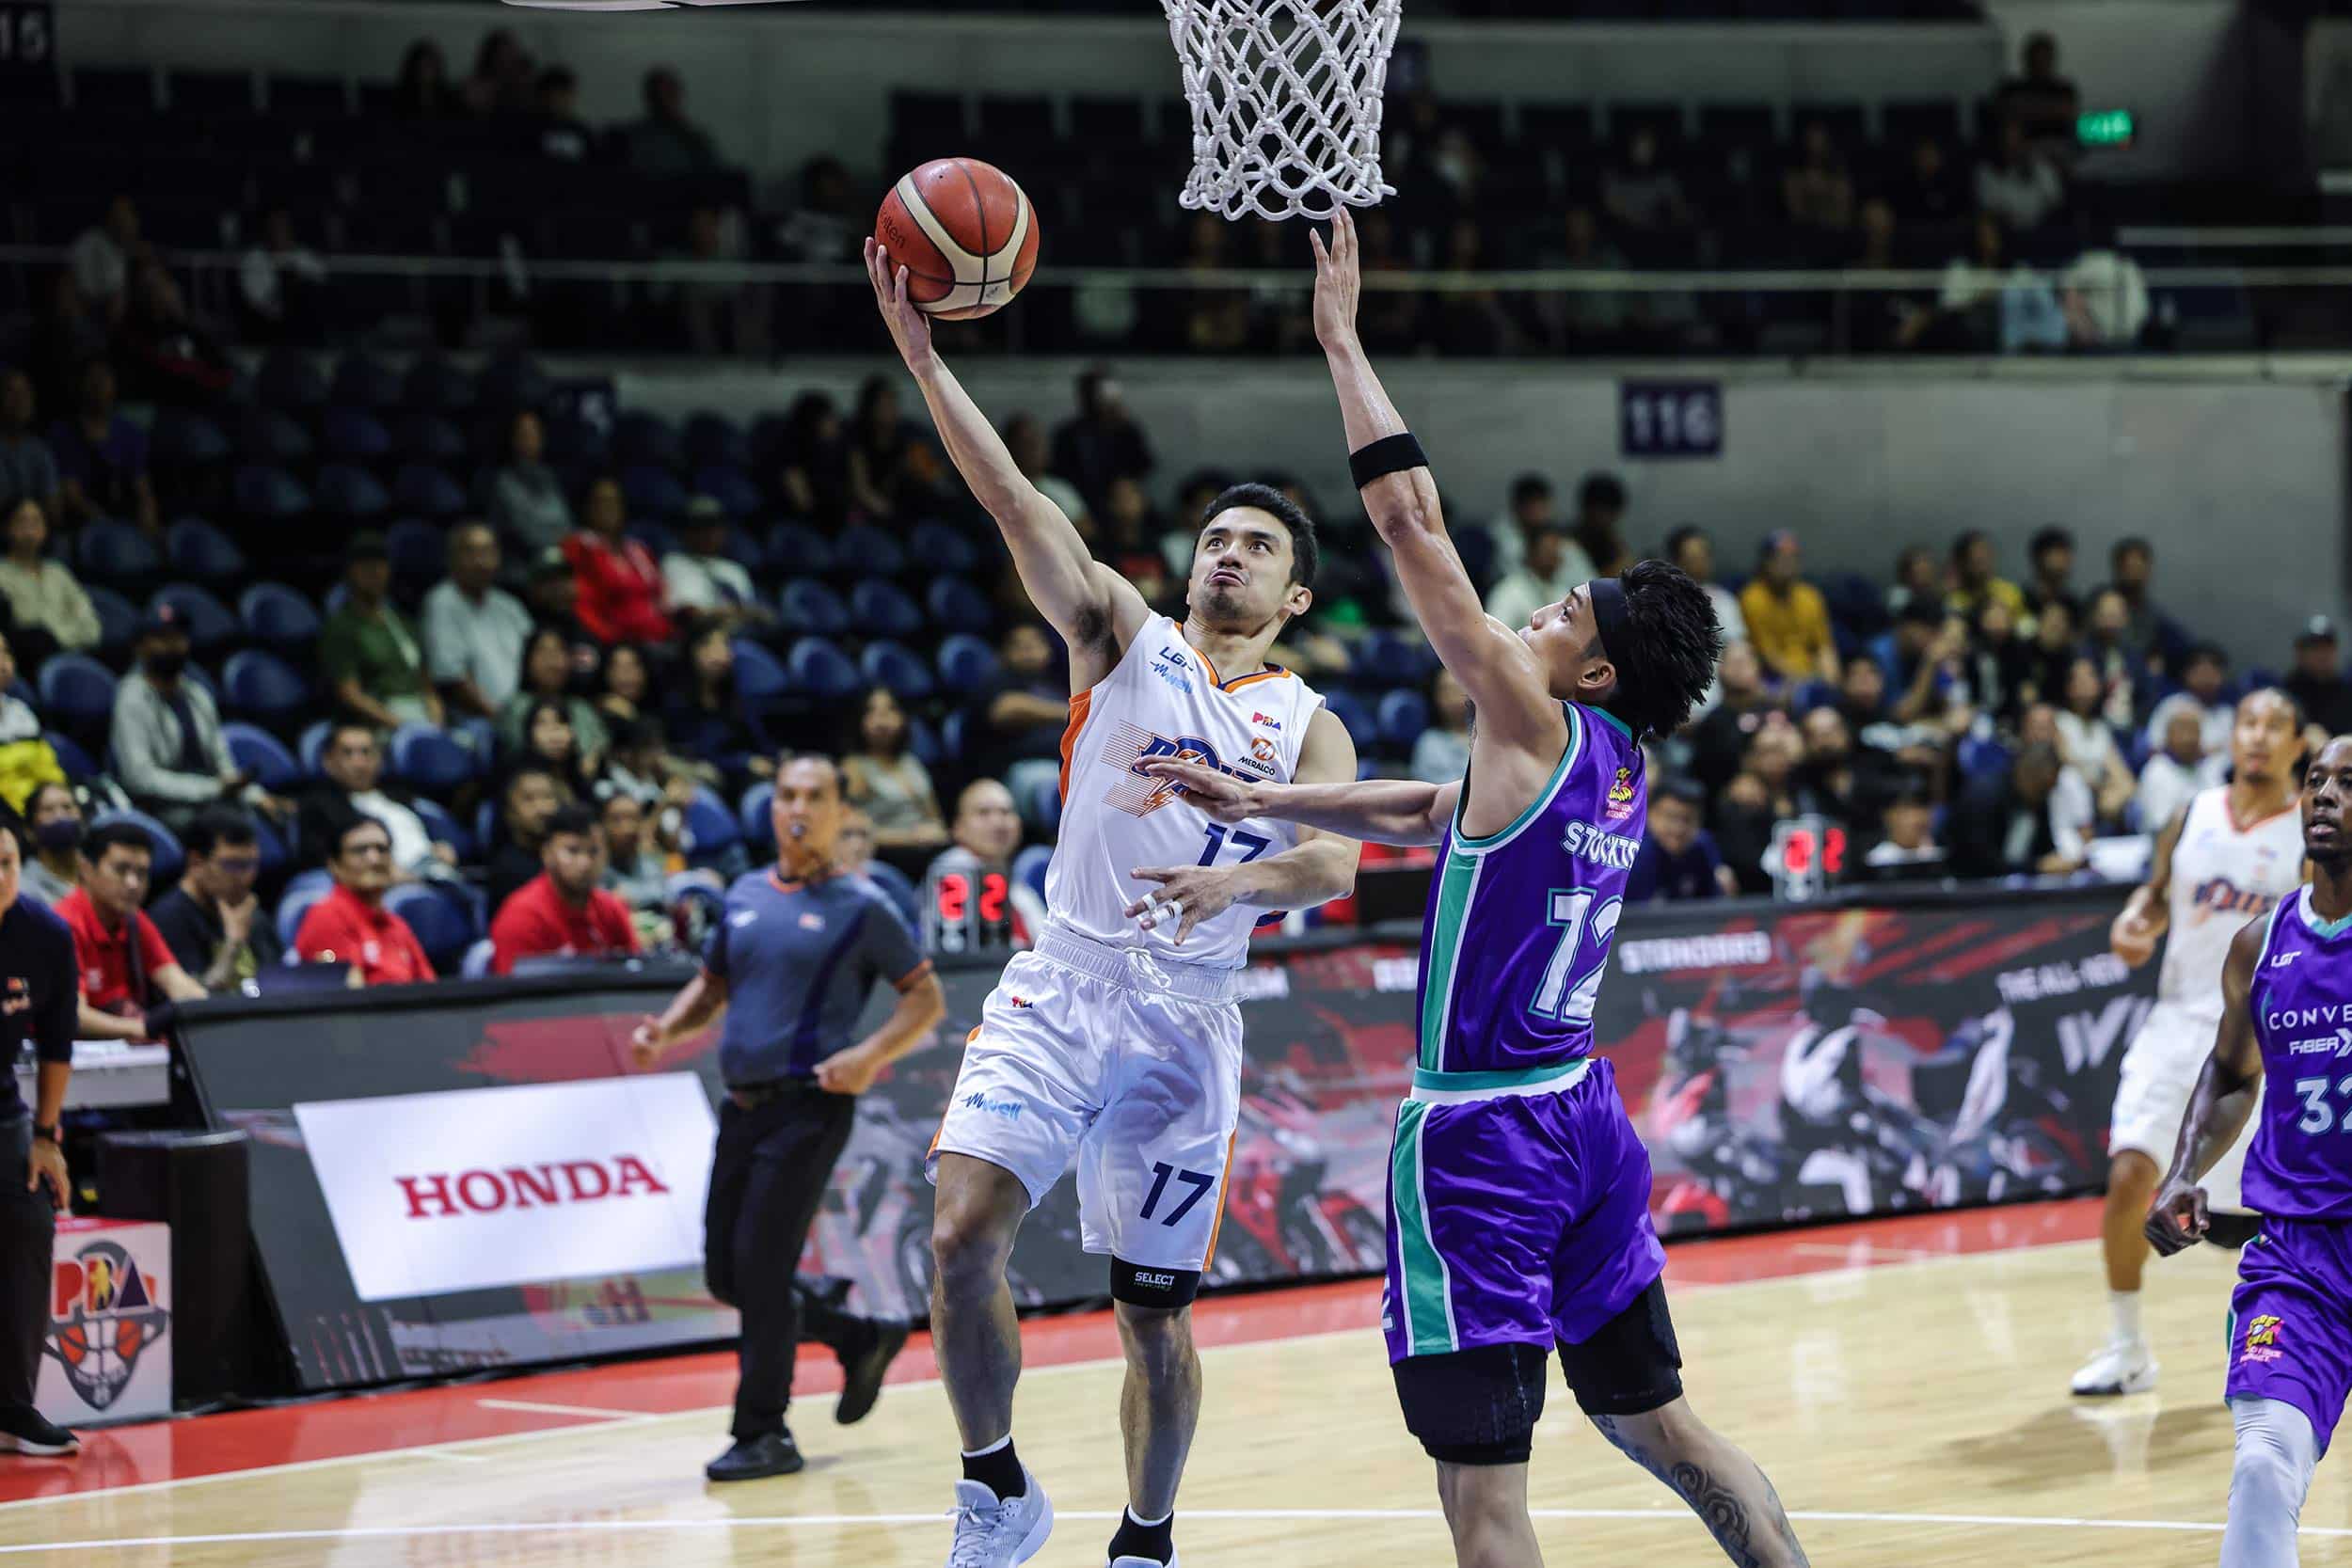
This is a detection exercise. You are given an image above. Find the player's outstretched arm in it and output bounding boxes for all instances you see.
[2147,917,2267,1256]
[2111,803,2185,966]
[866,240,1146,679]
[1311,210,1555,745]
[1138,752,1460,847]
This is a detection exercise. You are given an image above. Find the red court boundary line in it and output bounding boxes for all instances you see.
[0,1197,2103,1505]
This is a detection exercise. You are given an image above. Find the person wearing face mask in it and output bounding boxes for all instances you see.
[111,607,288,836]
[146,807,281,990]
[18,784,79,906]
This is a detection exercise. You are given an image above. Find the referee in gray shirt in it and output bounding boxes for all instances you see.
[634,754,945,1481]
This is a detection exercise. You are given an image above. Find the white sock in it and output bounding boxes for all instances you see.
[1126,1508,1172,1528]
[961,1433,1011,1459]
[2110,1291,2145,1349]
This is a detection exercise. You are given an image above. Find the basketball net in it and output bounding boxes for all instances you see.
[1163,0,1402,222]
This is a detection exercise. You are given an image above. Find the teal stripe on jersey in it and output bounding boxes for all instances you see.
[1390,1100,1455,1356]
[1453,705,1583,853]
[1418,849,1482,1072]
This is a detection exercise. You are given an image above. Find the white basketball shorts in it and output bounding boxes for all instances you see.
[2109,999,2251,1211]
[925,929,1245,1275]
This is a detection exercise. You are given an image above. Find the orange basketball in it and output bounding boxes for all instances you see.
[874,157,1041,321]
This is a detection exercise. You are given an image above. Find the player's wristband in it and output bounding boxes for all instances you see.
[32,1125,58,1146]
[1348,433,1428,489]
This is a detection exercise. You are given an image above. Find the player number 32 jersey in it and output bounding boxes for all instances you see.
[1045,612,1326,971]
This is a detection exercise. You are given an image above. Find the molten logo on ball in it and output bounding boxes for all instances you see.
[47,1239,169,1411]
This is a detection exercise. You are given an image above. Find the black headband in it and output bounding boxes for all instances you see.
[1589,575,1629,657]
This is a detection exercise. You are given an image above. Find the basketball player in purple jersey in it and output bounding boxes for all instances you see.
[2149,735,2352,1567]
[1141,210,1807,1568]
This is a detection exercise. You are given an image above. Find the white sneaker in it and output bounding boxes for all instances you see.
[2070,1340,2158,1396]
[946,1468,1053,1567]
[1110,1555,1181,1567]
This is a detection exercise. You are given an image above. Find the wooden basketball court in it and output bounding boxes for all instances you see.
[0,1197,2344,1565]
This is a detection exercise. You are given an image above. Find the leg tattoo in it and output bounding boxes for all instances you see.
[1590,1415,1809,1568]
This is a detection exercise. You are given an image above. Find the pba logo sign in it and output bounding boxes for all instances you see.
[47,1239,168,1411]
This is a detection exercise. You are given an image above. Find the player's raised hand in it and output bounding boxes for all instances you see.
[865,237,935,372]
[1310,207,1360,349]
[2144,1173,2210,1257]
[1124,865,1241,945]
[1138,756,1263,825]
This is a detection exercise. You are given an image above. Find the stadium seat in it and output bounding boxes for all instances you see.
[253,350,326,410]
[85,588,139,656]
[1321,689,1375,747]
[1377,689,1430,751]
[908,519,980,575]
[612,411,683,470]
[940,707,968,761]
[39,655,116,731]
[1013,843,1051,908]
[684,411,750,469]
[628,521,679,562]
[460,938,496,979]
[937,632,999,689]
[402,356,475,413]
[276,870,334,949]
[476,354,551,414]
[223,722,299,792]
[862,641,934,701]
[93,810,183,885]
[167,517,246,586]
[833,524,907,578]
[769,522,834,576]
[909,715,943,768]
[739,782,775,851]
[850,579,923,641]
[239,581,322,651]
[413,797,473,862]
[622,464,687,522]
[693,465,761,520]
[1022,773,1061,835]
[150,407,230,466]
[223,649,310,723]
[788,637,860,700]
[778,578,851,636]
[150,585,236,654]
[682,786,742,867]
[730,639,792,702]
[1352,631,1431,687]
[44,732,95,781]
[323,406,392,463]
[76,519,161,584]
[392,463,466,519]
[298,721,333,780]
[236,407,313,465]
[389,723,472,793]
[315,463,389,520]
[253,815,289,879]
[385,518,446,590]
[926,576,993,634]
[385,884,475,971]
[330,354,401,410]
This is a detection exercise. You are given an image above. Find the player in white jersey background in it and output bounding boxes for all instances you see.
[866,242,1361,1568]
[2071,689,2307,1398]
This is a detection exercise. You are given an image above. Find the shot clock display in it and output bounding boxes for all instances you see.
[1764,814,1847,902]
[923,860,1016,955]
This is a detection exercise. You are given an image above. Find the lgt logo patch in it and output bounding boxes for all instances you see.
[46,1240,168,1411]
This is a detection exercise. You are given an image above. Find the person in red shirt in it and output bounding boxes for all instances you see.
[564,475,674,645]
[489,803,642,974]
[54,819,206,1042]
[294,806,437,987]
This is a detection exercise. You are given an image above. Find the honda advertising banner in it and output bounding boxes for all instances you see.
[181,886,2151,1394]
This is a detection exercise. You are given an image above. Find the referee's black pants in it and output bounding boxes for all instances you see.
[0,1115,52,1412]
[705,1084,864,1440]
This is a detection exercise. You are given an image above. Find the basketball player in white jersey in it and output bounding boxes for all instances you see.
[2072,688,2306,1396]
[866,241,1361,1568]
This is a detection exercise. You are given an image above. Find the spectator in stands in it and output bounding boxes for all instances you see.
[463,29,535,119]
[1841,654,1948,781]
[1884,544,1943,620]
[486,411,573,556]
[0,500,97,661]
[49,358,158,534]
[1945,530,2026,623]
[1713,718,1804,895]
[57,819,206,1042]
[294,806,435,987]
[2173,642,2235,755]
[566,478,675,647]
[0,634,62,816]
[66,197,142,325]
[1483,472,1560,581]
[0,372,58,524]
[1865,786,1945,876]
[487,764,564,913]
[835,805,920,929]
[148,807,279,990]
[596,642,654,727]
[2137,696,2216,832]
[2106,536,2180,674]
[113,606,285,835]
[390,40,454,119]
[1998,32,2082,153]
[321,532,441,731]
[1687,639,1775,797]
[1795,705,1892,832]
[1183,214,1250,354]
[1411,669,1472,787]
[1098,478,1173,608]
[1602,128,1693,245]
[663,621,767,789]
[2022,593,2076,708]
[1948,739,2088,879]
[1782,119,1856,247]
[299,720,455,884]
[1050,368,1155,520]
[1002,414,1089,536]
[2025,525,2078,626]
[28,274,105,425]
[622,66,720,177]
[423,521,532,721]
[516,698,597,801]
[663,205,771,358]
[489,803,640,975]
[532,67,592,162]
[19,784,77,906]
[501,625,612,772]
[1484,526,1583,634]
[1570,471,1631,578]
[1889,136,1966,231]
[1965,596,2037,729]
[523,549,601,677]
[601,713,706,812]
[1539,205,1632,353]
[599,789,672,917]
[921,779,1043,953]
[234,209,329,345]
[1899,212,2013,353]
[2082,587,2143,726]
[844,686,945,855]
[777,156,858,266]
[2286,615,2352,736]
[965,622,1068,805]
[1665,526,1746,646]
[775,391,850,526]
[1430,220,1521,357]
[1976,119,2064,235]
[118,262,232,407]
[1350,206,1424,354]
[661,497,765,630]
[1841,201,1914,351]
[1740,531,1839,685]
[1627,778,1735,903]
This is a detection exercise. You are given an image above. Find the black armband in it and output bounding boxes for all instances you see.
[1348,433,1429,490]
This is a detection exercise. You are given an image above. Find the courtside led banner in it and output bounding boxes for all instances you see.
[294,1076,716,1303]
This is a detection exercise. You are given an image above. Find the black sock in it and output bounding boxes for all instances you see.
[961,1437,1025,1501]
[1107,1507,1174,1564]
